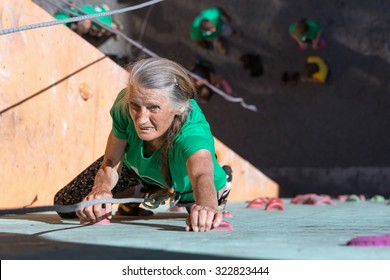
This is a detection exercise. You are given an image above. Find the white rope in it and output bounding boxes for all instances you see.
[0,197,146,215]
[0,0,163,35]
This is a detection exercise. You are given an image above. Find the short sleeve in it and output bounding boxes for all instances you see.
[174,130,215,163]
[109,89,129,139]
[288,23,297,34]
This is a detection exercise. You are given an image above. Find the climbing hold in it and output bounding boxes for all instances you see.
[167,206,186,212]
[223,211,233,218]
[337,195,348,201]
[79,82,93,101]
[265,198,285,210]
[347,235,390,246]
[211,221,234,232]
[291,193,334,205]
[370,195,385,202]
[80,209,110,225]
[247,197,267,208]
[346,194,361,202]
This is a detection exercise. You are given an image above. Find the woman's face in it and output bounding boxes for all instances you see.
[128,85,177,148]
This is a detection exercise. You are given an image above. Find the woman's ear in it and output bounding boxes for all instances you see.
[177,106,185,114]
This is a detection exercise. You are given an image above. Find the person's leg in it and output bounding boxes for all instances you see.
[216,37,227,54]
[217,165,233,211]
[220,22,233,38]
[53,156,104,218]
[115,183,154,216]
[53,156,140,218]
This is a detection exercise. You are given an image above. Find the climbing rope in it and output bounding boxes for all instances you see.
[0,0,163,36]
[0,197,145,216]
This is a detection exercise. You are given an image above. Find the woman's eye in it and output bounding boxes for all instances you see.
[149,105,159,112]
[130,103,139,110]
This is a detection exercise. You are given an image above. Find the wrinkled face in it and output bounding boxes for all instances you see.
[128,85,177,148]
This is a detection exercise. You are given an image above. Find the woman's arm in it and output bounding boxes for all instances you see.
[218,7,233,23]
[312,29,323,48]
[76,130,127,222]
[185,149,223,232]
[290,33,307,49]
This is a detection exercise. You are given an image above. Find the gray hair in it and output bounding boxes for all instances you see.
[125,57,195,112]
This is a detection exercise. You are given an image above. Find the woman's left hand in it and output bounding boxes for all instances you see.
[185,204,223,232]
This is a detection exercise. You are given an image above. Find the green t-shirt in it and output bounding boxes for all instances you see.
[54,5,113,30]
[190,7,224,41]
[289,20,321,42]
[110,90,227,202]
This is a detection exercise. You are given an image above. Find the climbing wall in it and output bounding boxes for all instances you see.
[0,0,278,208]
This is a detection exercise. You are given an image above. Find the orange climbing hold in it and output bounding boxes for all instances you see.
[79,82,93,100]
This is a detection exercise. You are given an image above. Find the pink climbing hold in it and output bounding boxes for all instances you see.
[211,221,234,232]
[265,198,285,210]
[223,211,233,218]
[247,197,267,208]
[291,193,335,205]
[338,195,348,201]
[347,235,390,246]
[167,206,186,212]
[80,209,110,225]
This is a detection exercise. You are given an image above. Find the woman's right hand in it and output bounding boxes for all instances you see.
[76,185,113,222]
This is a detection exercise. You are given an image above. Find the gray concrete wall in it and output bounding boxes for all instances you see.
[263,167,390,197]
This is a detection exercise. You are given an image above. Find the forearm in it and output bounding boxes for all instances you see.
[192,174,218,209]
[219,8,232,22]
[93,130,126,191]
[313,30,322,45]
[291,34,304,45]
[93,165,119,191]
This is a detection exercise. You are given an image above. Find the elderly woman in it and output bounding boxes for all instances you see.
[54,57,232,232]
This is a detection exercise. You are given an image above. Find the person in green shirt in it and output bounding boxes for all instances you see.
[54,57,232,232]
[54,4,119,37]
[289,19,323,50]
[190,7,236,54]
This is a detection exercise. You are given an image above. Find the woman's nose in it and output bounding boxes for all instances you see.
[136,107,149,124]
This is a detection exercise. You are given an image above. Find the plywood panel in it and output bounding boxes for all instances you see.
[0,0,105,111]
[0,57,128,208]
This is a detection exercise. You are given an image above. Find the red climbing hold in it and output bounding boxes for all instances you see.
[247,197,268,208]
[265,198,285,210]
